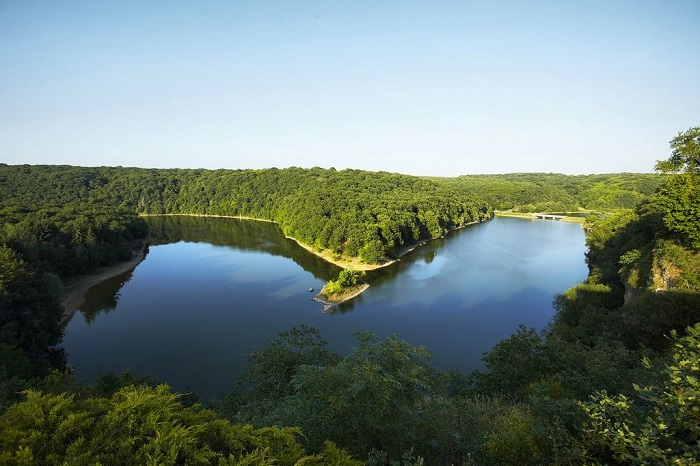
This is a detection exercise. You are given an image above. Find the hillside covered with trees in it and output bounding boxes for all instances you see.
[0,166,492,266]
[451,172,664,212]
[0,127,698,464]
[1,165,662,268]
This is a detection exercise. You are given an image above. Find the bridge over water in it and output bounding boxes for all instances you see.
[533,213,566,220]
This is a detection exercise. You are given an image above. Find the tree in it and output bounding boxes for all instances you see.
[653,175,700,248]
[469,325,548,399]
[652,126,700,248]
[337,268,357,287]
[267,332,439,460]
[655,126,700,175]
[226,329,466,463]
[581,323,700,465]
[0,246,64,376]
[0,384,362,466]
[238,325,337,401]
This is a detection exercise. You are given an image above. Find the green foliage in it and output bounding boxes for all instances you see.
[471,324,636,402]
[0,246,65,379]
[336,269,357,287]
[0,165,492,265]
[653,175,700,248]
[449,172,663,211]
[583,209,661,294]
[655,126,700,175]
[581,323,700,464]
[552,282,618,340]
[322,269,362,297]
[240,325,338,402]
[651,126,700,248]
[653,239,700,291]
[0,384,361,466]
[470,325,548,399]
[227,329,489,464]
[0,165,667,266]
[282,332,436,457]
[0,204,147,277]
[484,404,538,465]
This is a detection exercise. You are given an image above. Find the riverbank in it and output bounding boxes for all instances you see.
[300,221,481,307]
[59,245,148,327]
[286,220,482,272]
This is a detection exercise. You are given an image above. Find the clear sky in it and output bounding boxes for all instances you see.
[1,0,698,176]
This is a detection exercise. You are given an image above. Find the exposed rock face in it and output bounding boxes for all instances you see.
[620,241,696,305]
[652,258,682,292]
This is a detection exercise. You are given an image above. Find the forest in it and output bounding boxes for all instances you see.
[0,127,698,464]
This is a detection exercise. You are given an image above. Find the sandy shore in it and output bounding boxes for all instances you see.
[59,247,147,327]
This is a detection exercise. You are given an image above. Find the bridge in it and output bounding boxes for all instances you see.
[533,213,566,220]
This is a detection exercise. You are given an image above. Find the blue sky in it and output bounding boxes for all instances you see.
[1,0,698,176]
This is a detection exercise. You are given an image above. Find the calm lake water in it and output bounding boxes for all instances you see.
[62,216,588,399]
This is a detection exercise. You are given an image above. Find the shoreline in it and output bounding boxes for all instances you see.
[296,220,482,307]
[137,213,485,306]
[58,245,148,327]
[287,220,483,272]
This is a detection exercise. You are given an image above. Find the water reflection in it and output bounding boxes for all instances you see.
[147,215,341,280]
[80,269,136,324]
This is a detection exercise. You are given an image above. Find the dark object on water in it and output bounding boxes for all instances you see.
[309,288,314,292]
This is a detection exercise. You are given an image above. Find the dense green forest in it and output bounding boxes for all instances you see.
[0,127,697,464]
[0,164,662,267]
[446,172,664,212]
[0,165,493,265]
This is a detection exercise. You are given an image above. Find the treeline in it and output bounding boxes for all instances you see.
[0,167,665,249]
[1,165,491,264]
[1,165,663,267]
[1,205,147,278]
[447,172,663,211]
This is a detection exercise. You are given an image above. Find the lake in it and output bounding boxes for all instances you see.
[62,216,588,399]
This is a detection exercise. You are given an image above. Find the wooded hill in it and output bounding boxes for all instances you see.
[451,172,664,211]
[0,165,493,265]
[0,165,662,268]
[0,144,694,464]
